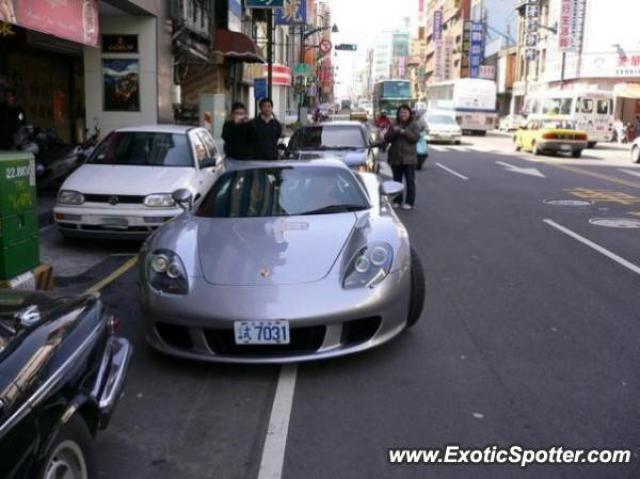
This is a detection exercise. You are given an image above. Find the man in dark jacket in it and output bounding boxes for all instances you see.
[251,98,282,161]
[0,89,26,150]
[221,102,257,159]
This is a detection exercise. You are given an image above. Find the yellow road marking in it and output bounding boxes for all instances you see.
[84,256,139,295]
[567,188,640,205]
[550,163,640,190]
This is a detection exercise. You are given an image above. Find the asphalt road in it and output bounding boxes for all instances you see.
[47,135,640,479]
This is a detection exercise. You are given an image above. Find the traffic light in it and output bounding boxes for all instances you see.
[335,44,357,51]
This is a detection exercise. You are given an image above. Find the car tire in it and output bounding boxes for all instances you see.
[632,146,640,164]
[587,141,597,148]
[39,415,96,479]
[514,138,521,151]
[572,150,582,158]
[532,142,542,155]
[407,248,426,328]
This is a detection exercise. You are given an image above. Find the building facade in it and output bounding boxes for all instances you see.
[513,0,640,123]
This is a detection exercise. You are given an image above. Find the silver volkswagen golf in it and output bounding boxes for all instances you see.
[139,159,425,363]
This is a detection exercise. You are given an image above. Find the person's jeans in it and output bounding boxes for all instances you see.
[391,164,416,206]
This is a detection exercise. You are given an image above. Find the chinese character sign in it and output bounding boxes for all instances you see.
[275,0,307,25]
[525,0,540,62]
[433,10,442,42]
[468,21,484,78]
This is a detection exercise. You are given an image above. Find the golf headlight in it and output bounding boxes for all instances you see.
[147,249,188,294]
[144,193,175,208]
[58,190,85,205]
[343,242,394,289]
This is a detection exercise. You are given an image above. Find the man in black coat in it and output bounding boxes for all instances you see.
[221,102,256,159]
[0,89,26,150]
[251,97,282,161]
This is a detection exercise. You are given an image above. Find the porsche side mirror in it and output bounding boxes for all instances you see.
[173,189,193,212]
[201,156,218,168]
[380,181,404,198]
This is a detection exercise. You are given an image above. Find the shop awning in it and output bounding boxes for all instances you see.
[614,84,640,99]
[213,29,264,63]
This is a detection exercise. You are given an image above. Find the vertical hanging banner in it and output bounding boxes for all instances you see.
[433,10,444,81]
[524,0,540,62]
[275,0,307,25]
[0,0,99,46]
[468,21,484,78]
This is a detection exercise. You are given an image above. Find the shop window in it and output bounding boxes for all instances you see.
[596,99,609,115]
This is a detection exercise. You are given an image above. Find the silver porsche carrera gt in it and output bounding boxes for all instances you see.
[139,158,425,363]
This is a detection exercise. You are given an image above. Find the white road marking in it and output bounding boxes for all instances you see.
[429,145,448,152]
[257,365,298,479]
[544,219,640,275]
[619,168,640,178]
[496,160,546,178]
[435,162,469,180]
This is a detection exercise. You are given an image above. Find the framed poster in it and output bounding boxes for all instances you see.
[102,59,140,111]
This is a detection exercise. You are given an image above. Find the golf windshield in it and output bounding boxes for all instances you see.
[289,126,366,150]
[89,131,193,167]
[197,166,370,218]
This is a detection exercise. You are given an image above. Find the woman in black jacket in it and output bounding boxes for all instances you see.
[384,104,421,210]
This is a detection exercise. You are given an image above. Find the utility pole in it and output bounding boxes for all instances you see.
[267,8,273,99]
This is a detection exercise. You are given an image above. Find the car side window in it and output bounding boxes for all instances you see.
[190,132,209,168]
[199,130,218,158]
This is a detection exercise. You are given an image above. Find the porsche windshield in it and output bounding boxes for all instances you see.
[196,166,370,218]
[89,131,193,167]
[290,126,366,150]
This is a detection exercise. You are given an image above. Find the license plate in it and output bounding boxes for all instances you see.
[100,216,128,226]
[560,145,572,151]
[234,320,290,345]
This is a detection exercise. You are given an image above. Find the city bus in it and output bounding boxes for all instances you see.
[523,90,614,147]
[427,78,498,135]
[372,80,415,119]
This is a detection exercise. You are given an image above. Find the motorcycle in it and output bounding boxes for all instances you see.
[15,125,100,190]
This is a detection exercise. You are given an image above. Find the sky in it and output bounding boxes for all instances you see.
[327,0,518,99]
[328,0,417,99]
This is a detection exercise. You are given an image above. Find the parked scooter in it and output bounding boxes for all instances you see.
[15,125,100,190]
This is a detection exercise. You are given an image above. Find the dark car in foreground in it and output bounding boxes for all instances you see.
[0,290,132,479]
[284,121,383,173]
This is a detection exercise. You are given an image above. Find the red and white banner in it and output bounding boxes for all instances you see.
[559,0,585,52]
[261,64,292,87]
[0,0,99,46]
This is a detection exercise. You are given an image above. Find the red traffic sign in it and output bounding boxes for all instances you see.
[319,39,332,54]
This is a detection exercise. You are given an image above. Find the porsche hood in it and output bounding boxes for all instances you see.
[196,214,357,286]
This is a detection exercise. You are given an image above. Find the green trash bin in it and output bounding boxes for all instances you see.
[0,152,40,280]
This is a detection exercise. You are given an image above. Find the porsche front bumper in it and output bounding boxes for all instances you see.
[140,269,412,364]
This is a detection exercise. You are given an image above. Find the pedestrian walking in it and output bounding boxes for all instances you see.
[384,104,421,210]
[221,102,256,159]
[251,98,282,161]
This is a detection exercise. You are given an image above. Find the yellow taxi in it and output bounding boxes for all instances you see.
[513,120,588,158]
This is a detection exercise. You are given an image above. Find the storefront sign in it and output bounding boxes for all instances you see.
[103,59,140,112]
[433,10,444,81]
[102,35,138,54]
[0,0,99,46]
[275,0,307,25]
[246,0,284,8]
[479,65,495,80]
[228,0,242,32]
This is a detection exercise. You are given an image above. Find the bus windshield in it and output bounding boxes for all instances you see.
[382,81,412,98]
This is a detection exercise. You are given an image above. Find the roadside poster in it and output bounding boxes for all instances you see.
[103,59,140,112]
[275,0,307,25]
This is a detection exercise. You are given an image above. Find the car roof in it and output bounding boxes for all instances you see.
[314,121,365,128]
[115,124,199,134]
[224,158,351,172]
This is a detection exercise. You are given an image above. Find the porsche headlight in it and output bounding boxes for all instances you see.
[147,249,188,294]
[58,190,85,205]
[144,193,175,208]
[343,242,394,289]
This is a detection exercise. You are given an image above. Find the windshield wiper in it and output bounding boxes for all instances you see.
[299,204,366,215]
